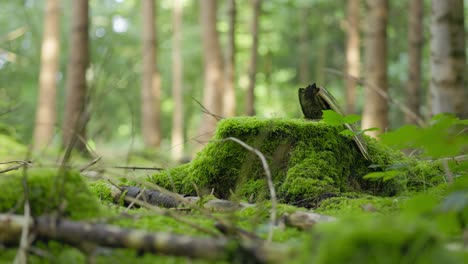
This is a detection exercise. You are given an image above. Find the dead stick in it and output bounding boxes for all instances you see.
[113,166,164,171]
[221,137,277,243]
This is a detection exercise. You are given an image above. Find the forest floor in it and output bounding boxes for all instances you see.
[0,116,467,263]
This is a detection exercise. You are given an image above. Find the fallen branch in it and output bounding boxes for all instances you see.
[0,214,293,263]
[0,160,32,174]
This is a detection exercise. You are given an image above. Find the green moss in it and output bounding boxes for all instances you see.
[315,194,402,216]
[149,163,191,193]
[88,180,115,203]
[0,168,103,219]
[298,215,462,264]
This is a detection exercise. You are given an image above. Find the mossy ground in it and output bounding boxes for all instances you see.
[0,117,465,263]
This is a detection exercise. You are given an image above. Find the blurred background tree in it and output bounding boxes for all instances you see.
[0,0,466,161]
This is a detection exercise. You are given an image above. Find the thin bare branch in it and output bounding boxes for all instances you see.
[113,165,164,171]
[221,137,277,243]
[79,156,102,172]
[192,97,224,121]
[325,68,427,127]
[0,161,32,174]
[14,168,32,264]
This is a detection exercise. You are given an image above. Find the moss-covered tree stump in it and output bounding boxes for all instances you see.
[151,117,441,207]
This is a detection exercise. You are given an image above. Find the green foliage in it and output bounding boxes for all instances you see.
[88,180,115,203]
[381,114,467,159]
[363,114,467,183]
[322,110,360,126]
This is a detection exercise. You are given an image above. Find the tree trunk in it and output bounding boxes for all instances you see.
[223,0,236,117]
[171,0,184,161]
[430,0,467,118]
[362,0,389,138]
[298,7,310,85]
[197,0,224,145]
[245,0,261,116]
[62,0,89,152]
[33,0,60,151]
[406,0,423,124]
[344,0,360,115]
[141,0,161,148]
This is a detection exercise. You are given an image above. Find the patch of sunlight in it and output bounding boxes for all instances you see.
[86,66,94,82]
[95,27,106,38]
[112,15,129,33]
[273,68,295,84]
[239,74,249,91]
[218,21,228,33]
[0,53,7,69]
[118,124,130,137]
[162,98,174,113]
[237,33,251,48]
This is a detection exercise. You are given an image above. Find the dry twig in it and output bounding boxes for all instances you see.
[221,137,277,243]
[325,68,427,127]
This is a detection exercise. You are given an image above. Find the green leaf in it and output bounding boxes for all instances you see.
[342,114,361,124]
[339,130,355,137]
[363,170,399,181]
[322,110,343,125]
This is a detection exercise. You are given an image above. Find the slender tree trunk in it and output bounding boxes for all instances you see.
[141,0,161,148]
[362,0,389,138]
[246,0,261,116]
[171,0,184,160]
[344,0,360,115]
[298,7,310,85]
[315,32,326,86]
[223,0,236,117]
[62,0,89,152]
[197,0,224,145]
[406,0,423,124]
[33,0,60,150]
[430,0,467,118]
